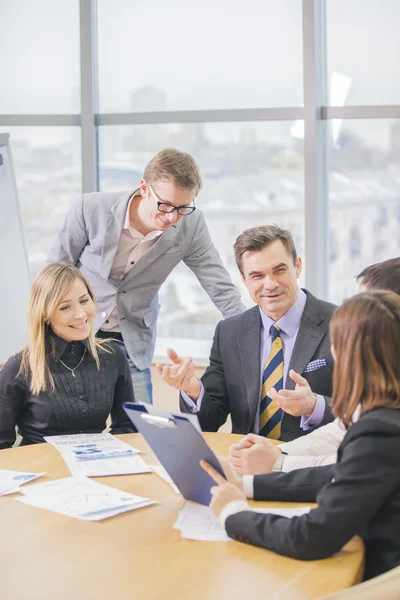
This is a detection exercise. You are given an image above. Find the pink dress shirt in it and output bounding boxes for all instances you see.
[100,191,162,332]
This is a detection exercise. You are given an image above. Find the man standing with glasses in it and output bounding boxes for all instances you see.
[48,148,246,404]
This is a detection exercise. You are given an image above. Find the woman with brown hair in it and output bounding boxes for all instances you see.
[0,263,136,449]
[202,290,400,580]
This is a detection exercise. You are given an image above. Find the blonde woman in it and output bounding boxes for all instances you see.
[0,263,136,450]
[202,291,400,581]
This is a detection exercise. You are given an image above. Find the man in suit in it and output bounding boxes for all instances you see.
[48,148,246,404]
[228,256,400,472]
[158,224,336,441]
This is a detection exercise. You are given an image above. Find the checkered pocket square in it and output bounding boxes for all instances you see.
[304,358,327,373]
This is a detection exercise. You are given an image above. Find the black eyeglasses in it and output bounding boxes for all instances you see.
[148,183,196,216]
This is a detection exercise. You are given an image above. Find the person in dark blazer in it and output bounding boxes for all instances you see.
[202,290,400,581]
[158,225,336,441]
[0,263,136,450]
[228,256,400,475]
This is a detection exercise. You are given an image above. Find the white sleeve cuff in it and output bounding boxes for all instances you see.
[242,475,254,499]
[219,499,250,528]
[282,453,337,471]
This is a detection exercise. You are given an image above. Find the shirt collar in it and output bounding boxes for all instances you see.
[259,287,307,338]
[47,330,90,361]
[124,189,163,241]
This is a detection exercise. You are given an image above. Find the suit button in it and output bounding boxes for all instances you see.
[101,312,107,318]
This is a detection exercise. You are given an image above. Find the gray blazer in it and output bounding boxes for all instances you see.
[180,290,336,441]
[48,191,246,369]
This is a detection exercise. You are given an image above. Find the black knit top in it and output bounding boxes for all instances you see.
[0,333,136,449]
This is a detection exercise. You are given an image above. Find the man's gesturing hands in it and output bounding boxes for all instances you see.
[156,348,201,400]
[268,369,317,418]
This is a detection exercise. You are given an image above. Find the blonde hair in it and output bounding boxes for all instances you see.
[19,263,109,395]
[331,290,400,427]
[143,148,202,196]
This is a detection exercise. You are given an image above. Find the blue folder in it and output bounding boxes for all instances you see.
[123,403,226,505]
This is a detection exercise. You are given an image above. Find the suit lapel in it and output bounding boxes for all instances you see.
[286,291,325,390]
[100,192,132,279]
[100,191,181,281]
[236,307,262,431]
[123,223,180,282]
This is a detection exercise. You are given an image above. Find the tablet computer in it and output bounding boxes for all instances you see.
[123,403,226,505]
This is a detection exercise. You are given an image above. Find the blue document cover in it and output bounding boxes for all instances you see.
[123,403,226,505]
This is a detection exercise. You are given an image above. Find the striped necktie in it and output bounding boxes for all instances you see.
[259,324,284,439]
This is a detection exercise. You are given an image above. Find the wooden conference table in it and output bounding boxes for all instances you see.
[0,433,364,600]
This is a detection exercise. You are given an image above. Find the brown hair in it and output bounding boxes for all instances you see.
[233,224,297,276]
[331,290,400,427]
[143,148,202,196]
[356,257,400,295]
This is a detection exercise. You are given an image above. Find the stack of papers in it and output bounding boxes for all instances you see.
[18,476,155,520]
[44,433,151,477]
[0,470,45,496]
[174,504,231,541]
[149,464,180,494]
[173,503,311,542]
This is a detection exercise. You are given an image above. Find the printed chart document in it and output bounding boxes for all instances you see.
[0,470,45,496]
[18,476,155,521]
[173,503,311,542]
[44,433,150,477]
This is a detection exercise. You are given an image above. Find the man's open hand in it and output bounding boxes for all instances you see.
[268,370,317,417]
[156,348,201,399]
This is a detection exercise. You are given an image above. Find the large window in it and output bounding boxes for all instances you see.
[99,122,304,352]
[0,0,81,276]
[0,127,82,275]
[325,0,400,303]
[97,0,303,112]
[328,119,400,303]
[2,0,400,358]
[0,0,80,114]
[326,0,400,106]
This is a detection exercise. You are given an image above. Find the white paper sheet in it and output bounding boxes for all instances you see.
[44,433,149,477]
[0,470,46,496]
[61,450,151,477]
[173,504,231,541]
[44,432,141,454]
[173,503,311,542]
[18,476,155,520]
[149,464,180,494]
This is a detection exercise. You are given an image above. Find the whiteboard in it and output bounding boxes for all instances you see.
[0,133,31,363]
